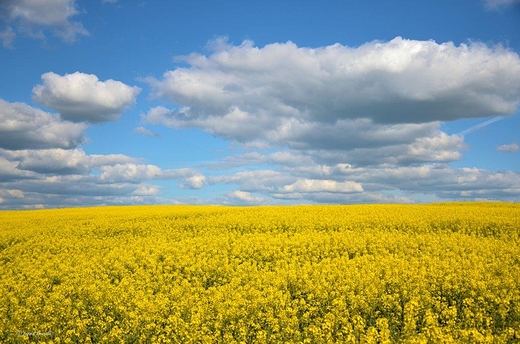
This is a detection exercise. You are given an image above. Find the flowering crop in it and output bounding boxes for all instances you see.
[1,203,519,343]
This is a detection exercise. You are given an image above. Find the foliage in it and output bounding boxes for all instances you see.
[1,203,519,343]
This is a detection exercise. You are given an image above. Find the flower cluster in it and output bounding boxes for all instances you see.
[0,203,519,342]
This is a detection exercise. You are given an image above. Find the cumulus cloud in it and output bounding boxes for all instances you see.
[209,170,295,193]
[141,37,520,204]
[0,148,142,175]
[147,38,520,133]
[89,154,141,167]
[12,175,134,196]
[0,188,23,205]
[3,36,520,207]
[223,190,267,205]
[272,190,414,204]
[132,185,160,196]
[0,179,140,209]
[145,107,466,165]
[316,164,520,201]
[144,37,519,184]
[181,175,206,189]
[497,143,519,152]
[282,179,363,193]
[0,156,208,208]
[0,188,24,205]
[0,94,207,208]
[210,131,465,169]
[0,0,88,44]
[316,132,466,166]
[0,99,87,150]
[33,72,141,123]
[210,170,364,202]
[0,107,206,209]
[99,164,163,183]
[98,163,206,189]
[206,162,520,204]
[270,119,440,150]
[0,156,36,182]
[0,95,170,208]
[5,148,91,174]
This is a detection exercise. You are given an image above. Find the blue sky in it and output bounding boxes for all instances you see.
[0,0,519,208]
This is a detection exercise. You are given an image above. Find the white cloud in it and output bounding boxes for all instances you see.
[33,72,141,123]
[4,148,91,174]
[0,161,206,209]
[4,174,141,197]
[0,189,24,204]
[270,119,440,150]
[0,96,208,208]
[0,27,15,48]
[209,170,295,193]
[282,179,363,193]
[210,170,365,202]
[204,156,520,204]
[293,132,465,167]
[6,189,23,198]
[99,163,163,183]
[0,99,87,150]
[3,36,520,208]
[181,175,206,189]
[147,38,520,134]
[2,145,519,207]
[134,126,159,137]
[132,185,160,196]
[89,154,141,167]
[328,164,520,201]
[144,33,520,199]
[497,143,519,152]
[0,148,142,175]
[0,96,175,208]
[271,190,414,204]
[98,163,207,189]
[0,148,145,175]
[484,0,520,10]
[144,37,520,197]
[0,156,36,181]
[145,107,466,166]
[224,190,267,205]
[1,0,88,44]
[0,157,206,209]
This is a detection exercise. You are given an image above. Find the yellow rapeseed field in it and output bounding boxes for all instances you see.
[0,203,519,343]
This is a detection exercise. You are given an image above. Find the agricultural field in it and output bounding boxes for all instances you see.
[0,203,519,343]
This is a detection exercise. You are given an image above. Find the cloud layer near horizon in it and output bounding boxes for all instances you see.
[0,85,204,208]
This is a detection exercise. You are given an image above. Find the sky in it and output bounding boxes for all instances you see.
[0,0,519,209]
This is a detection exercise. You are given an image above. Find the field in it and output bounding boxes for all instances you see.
[0,203,519,343]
